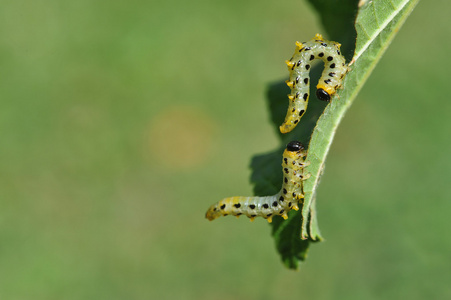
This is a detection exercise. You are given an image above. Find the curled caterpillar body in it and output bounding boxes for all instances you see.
[280,33,348,134]
[205,141,309,223]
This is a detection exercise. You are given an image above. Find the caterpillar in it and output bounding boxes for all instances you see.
[280,33,348,134]
[205,141,309,223]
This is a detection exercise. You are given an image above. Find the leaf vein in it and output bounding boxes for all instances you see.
[352,0,411,63]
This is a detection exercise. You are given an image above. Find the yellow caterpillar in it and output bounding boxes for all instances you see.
[205,141,309,223]
[280,34,348,134]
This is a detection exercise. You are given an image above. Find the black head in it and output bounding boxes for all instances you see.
[316,88,331,101]
[286,141,304,152]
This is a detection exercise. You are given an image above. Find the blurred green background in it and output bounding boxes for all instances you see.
[1,0,450,299]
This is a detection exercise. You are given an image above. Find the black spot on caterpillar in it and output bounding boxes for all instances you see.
[280,34,348,134]
[205,141,310,223]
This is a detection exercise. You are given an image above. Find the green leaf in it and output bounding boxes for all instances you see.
[251,0,419,269]
[301,0,419,240]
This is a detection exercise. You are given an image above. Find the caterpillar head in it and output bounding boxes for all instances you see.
[284,141,307,160]
[316,88,331,101]
[286,141,304,152]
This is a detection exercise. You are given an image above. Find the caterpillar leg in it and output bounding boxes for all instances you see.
[302,173,311,180]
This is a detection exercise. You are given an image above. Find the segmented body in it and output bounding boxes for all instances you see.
[205,141,308,223]
[280,34,348,134]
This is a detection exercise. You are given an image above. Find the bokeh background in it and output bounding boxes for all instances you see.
[1,0,450,299]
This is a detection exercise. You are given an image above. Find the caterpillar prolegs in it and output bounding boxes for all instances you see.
[205,141,309,223]
[280,34,348,134]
